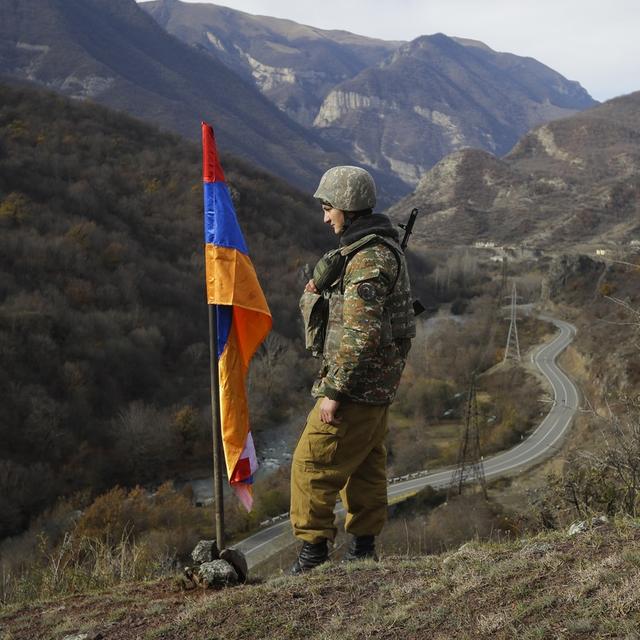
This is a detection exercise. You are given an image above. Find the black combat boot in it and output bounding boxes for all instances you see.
[342,535,378,562]
[290,540,329,575]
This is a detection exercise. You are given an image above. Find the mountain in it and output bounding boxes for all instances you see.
[141,0,401,127]
[387,91,640,247]
[0,0,597,201]
[141,2,596,189]
[314,34,597,186]
[0,0,389,196]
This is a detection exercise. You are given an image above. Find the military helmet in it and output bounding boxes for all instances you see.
[313,166,376,211]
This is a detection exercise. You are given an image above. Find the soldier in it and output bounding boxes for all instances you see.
[291,166,416,574]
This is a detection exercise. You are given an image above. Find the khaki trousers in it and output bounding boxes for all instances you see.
[290,398,389,543]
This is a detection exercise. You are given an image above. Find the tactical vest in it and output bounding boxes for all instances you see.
[300,233,416,360]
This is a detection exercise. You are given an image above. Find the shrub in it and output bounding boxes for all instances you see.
[531,408,640,527]
[74,483,207,551]
[421,494,517,553]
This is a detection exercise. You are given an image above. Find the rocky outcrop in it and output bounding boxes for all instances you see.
[314,91,387,126]
[314,33,595,188]
[546,255,606,301]
[387,91,640,248]
[240,50,297,92]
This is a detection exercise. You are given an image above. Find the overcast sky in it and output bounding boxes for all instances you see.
[178,0,639,102]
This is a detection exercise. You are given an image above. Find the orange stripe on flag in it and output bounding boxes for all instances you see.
[205,245,270,311]
[205,244,272,365]
[206,245,271,482]
[218,326,249,478]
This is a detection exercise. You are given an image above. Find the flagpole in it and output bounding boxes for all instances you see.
[208,304,225,551]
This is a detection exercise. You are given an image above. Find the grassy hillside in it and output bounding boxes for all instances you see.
[0,81,329,538]
[2,517,639,639]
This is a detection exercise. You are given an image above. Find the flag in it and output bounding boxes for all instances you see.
[202,122,272,511]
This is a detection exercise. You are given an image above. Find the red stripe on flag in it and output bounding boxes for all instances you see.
[230,457,252,484]
[202,122,226,183]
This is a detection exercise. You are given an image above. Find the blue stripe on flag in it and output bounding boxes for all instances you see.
[204,182,249,254]
[216,305,233,359]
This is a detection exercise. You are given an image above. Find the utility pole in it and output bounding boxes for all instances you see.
[448,375,488,500]
[503,281,521,363]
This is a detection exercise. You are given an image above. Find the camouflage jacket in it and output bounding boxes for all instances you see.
[310,215,415,404]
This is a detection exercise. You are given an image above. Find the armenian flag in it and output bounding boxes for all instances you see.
[202,122,272,511]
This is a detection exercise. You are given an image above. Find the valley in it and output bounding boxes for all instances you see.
[0,3,638,632]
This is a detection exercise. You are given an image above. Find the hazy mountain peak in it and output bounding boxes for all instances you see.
[312,27,595,187]
[452,36,493,51]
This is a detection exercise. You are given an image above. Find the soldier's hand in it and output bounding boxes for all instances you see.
[305,279,319,294]
[320,398,342,425]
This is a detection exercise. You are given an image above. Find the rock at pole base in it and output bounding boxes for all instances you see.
[191,539,220,564]
[220,547,248,583]
[196,560,238,588]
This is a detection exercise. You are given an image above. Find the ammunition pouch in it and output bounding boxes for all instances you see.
[299,291,328,357]
[312,249,345,292]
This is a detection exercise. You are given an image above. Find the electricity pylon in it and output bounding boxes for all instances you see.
[448,375,488,499]
[503,282,521,362]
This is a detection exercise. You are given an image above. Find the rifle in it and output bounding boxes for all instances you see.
[399,208,419,251]
[398,208,426,316]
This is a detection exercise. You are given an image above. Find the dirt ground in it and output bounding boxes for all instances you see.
[0,579,212,640]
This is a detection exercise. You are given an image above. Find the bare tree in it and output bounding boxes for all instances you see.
[534,406,640,524]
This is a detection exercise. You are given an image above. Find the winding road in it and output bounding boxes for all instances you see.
[235,315,579,568]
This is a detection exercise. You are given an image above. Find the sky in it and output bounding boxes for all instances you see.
[178,0,640,102]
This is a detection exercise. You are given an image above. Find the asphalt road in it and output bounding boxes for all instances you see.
[235,315,579,568]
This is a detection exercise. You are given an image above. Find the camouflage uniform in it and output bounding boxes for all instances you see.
[291,214,415,544]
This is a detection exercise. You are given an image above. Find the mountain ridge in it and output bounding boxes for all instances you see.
[315,32,596,185]
[387,91,640,247]
[142,0,596,189]
[141,0,401,128]
[1,0,402,197]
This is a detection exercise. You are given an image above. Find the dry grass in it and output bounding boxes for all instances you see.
[0,484,211,607]
[0,529,180,608]
[3,517,640,639]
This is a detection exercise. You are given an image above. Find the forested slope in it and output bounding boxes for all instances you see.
[0,82,329,537]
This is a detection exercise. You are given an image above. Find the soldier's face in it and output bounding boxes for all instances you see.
[322,204,346,234]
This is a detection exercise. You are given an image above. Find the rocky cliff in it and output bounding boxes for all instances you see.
[142,2,596,191]
[387,91,640,247]
[315,33,596,186]
[141,0,400,127]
